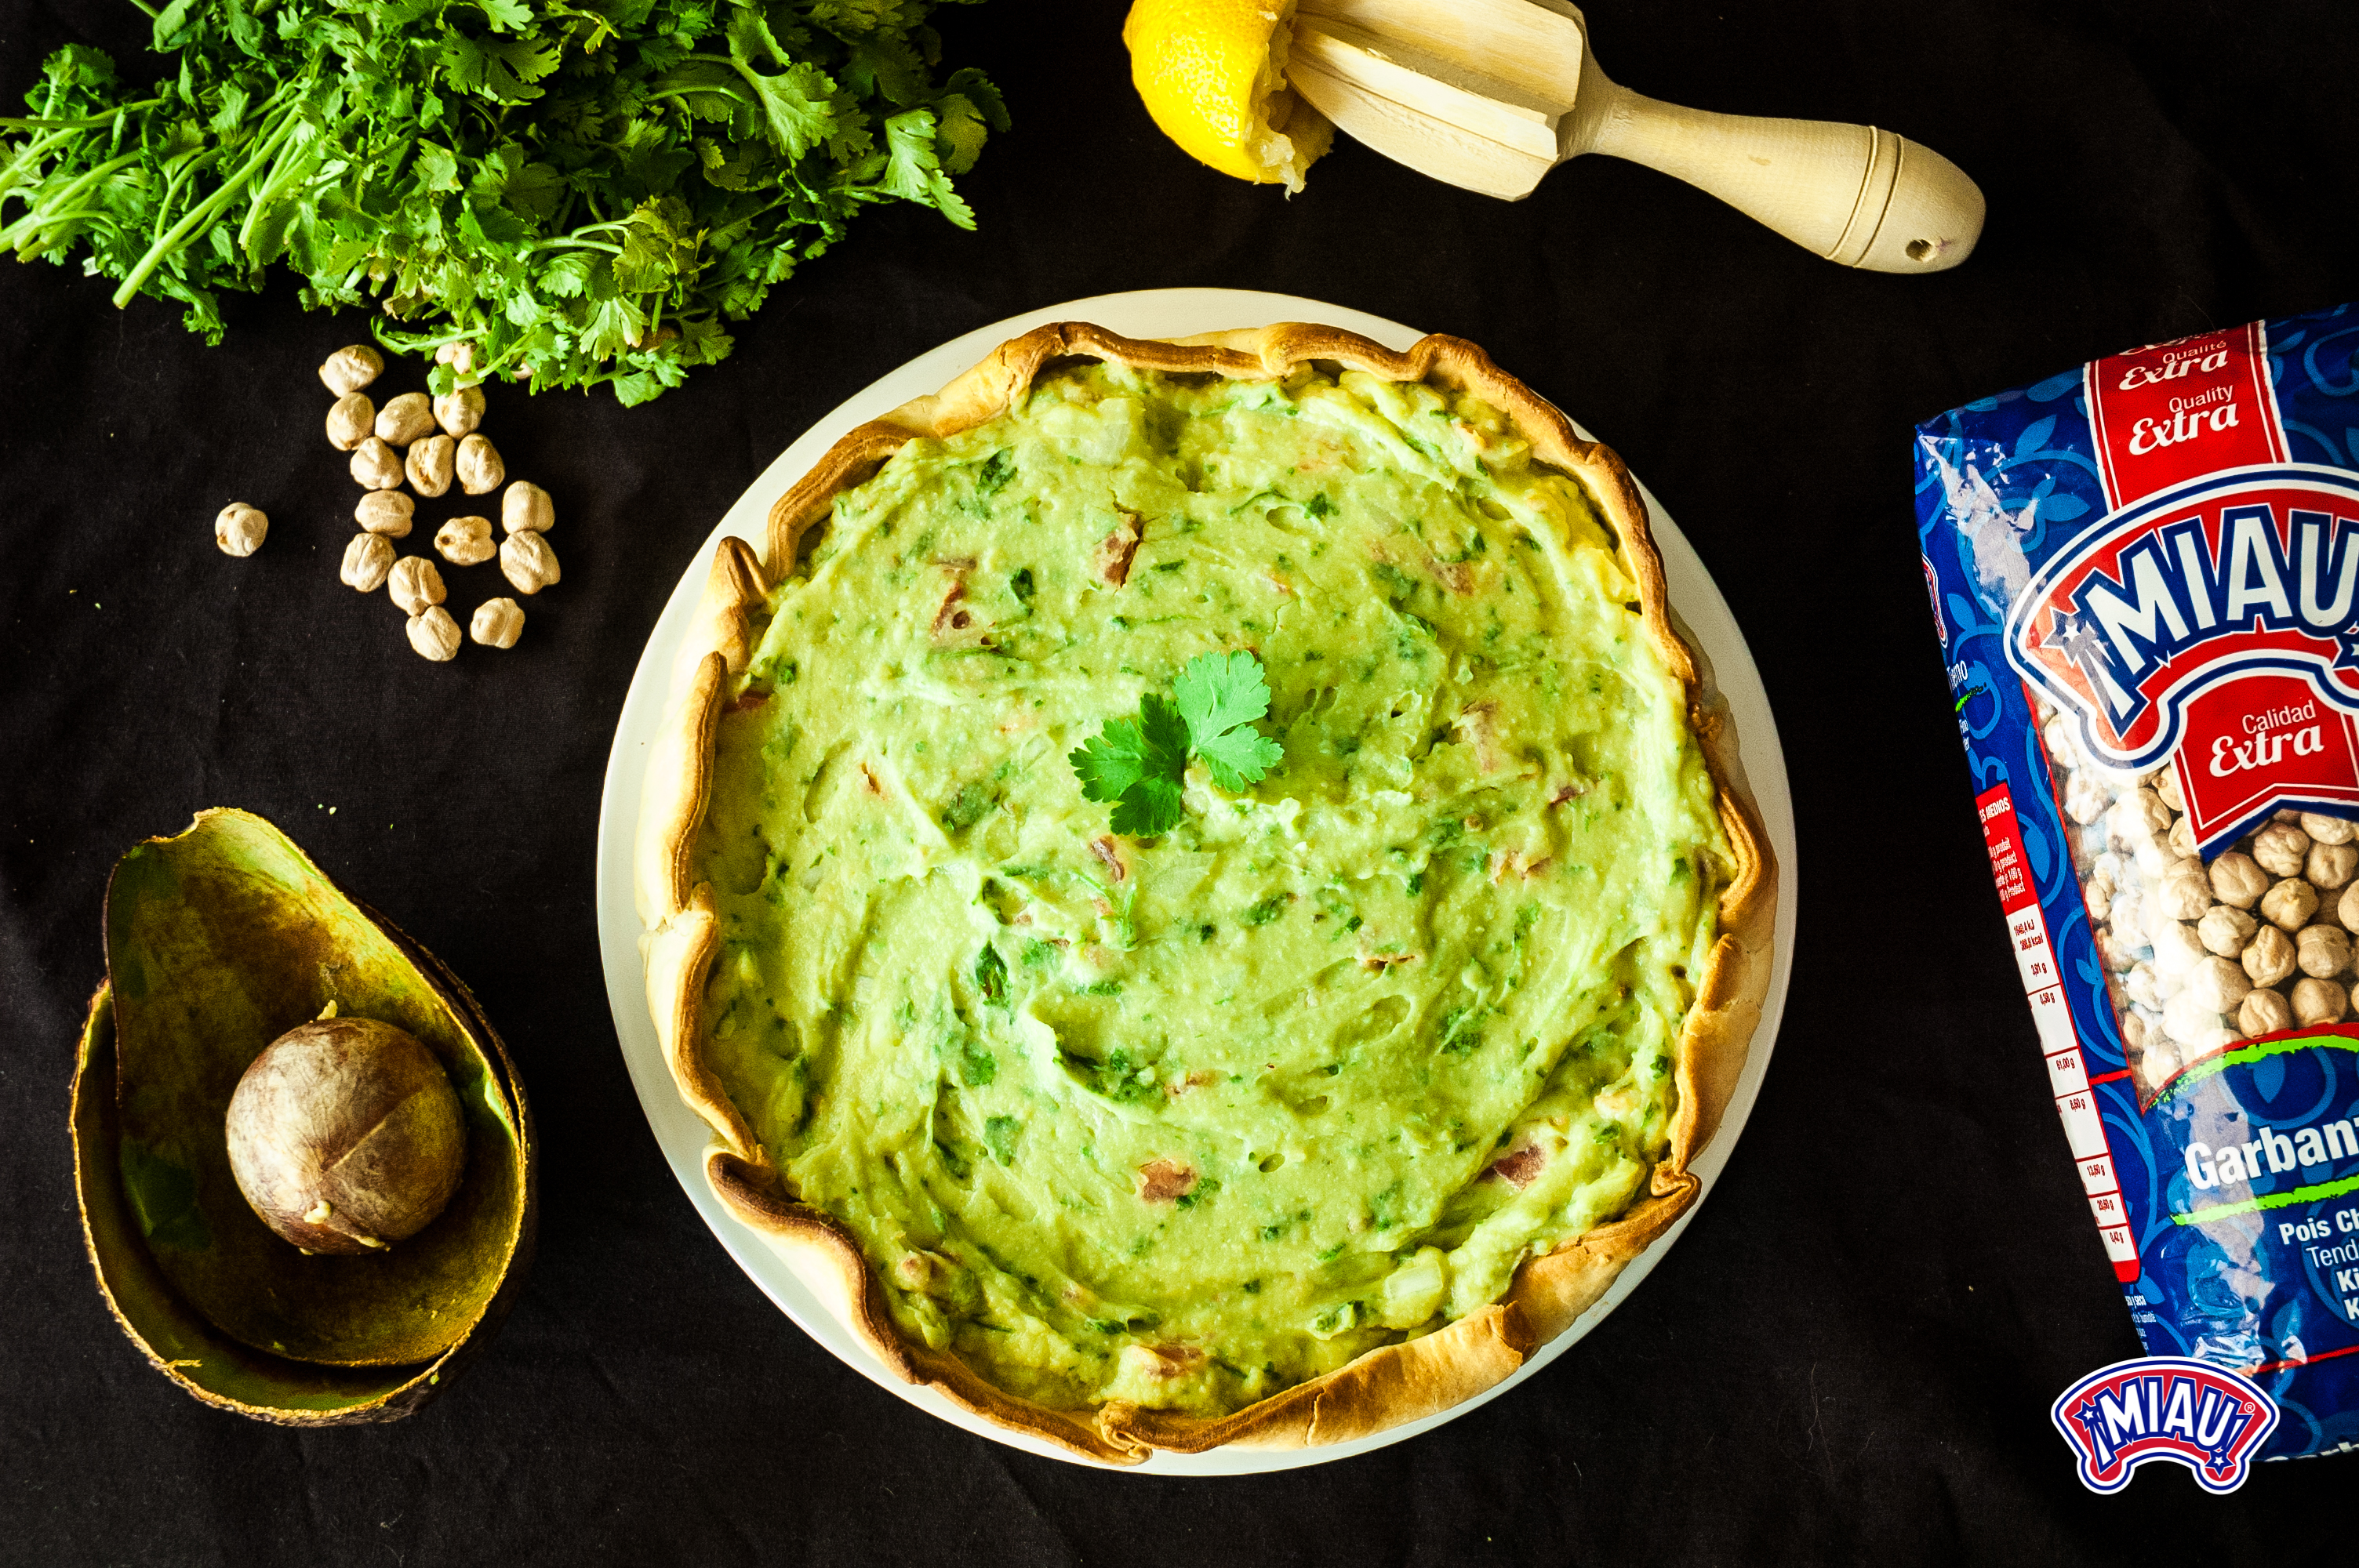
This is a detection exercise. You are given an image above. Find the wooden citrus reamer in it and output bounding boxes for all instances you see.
[1288,0,1985,274]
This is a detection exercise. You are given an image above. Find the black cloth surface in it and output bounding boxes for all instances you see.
[5,1,2356,1561]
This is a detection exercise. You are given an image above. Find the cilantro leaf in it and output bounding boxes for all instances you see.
[1174,650,1286,791]
[0,0,1002,402]
[1070,658,1285,837]
[973,942,1007,1006]
[1070,694,1190,837]
[1107,774,1185,838]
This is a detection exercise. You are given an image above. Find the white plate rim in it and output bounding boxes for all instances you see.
[594,287,1799,1475]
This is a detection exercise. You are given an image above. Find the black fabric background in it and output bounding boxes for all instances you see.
[5,1,2356,1561]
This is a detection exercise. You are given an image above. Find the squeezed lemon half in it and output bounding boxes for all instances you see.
[1122,0,1333,191]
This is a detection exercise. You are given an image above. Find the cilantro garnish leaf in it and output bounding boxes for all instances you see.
[1172,650,1286,791]
[1069,654,1285,837]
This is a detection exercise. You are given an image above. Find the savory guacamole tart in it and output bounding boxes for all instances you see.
[636,322,1775,1461]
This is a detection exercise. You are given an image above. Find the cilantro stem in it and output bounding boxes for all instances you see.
[121,0,160,17]
[1,150,141,250]
[234,123,322,256]
[1,100,165,129]
[112,104,303,307]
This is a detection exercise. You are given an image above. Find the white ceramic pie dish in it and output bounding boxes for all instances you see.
[594,288,1798,1472]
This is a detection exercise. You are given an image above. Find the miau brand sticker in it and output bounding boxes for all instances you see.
[2052,1356,2279,1494]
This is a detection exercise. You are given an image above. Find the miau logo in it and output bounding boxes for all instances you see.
[2051,1356,2278,1494]
[2005,465,2359,774]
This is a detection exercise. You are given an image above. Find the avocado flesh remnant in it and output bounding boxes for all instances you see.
[696,362,1729,1417]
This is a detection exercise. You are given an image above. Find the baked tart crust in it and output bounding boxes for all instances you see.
[636,321,1776,1462]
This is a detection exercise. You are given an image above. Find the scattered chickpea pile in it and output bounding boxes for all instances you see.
[2047,703,2359,1094]
[212,343,561,662]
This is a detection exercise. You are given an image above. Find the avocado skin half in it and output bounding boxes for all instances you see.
[73,808,537,1424]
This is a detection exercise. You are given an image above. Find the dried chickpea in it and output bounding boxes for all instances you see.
[434,516,496,566]
[2307,841,2359,891]
[2197,904,2258,958]
[355,490,414,538]
[376,391,434,447]
[457,434,504,495]
[2154,769,2185,813]
[434,385,485,438]
[2154,867,2213,923]
[2240,987,2293,1036]
[2151,920,2206,982]
[2209,852,2269,909]
[388,556,446,617]
[2114,789,2174,841]
[2085,879,2115,925]
[2183,955,2252,1015]
[2166,815,2201,860]
[2293,976,2349,1027]
[434,340,475,373]
[318,344,383,396]
[2132,837,2179,881]
[2253,822,2312,878]
[2302,812,2357,846]
[340,533,394,592]
[2262,877,2320,933]
[471,597,524,648]
[500,530,559,594]
[214,503,267,557]
[2163,992,2224,1044]
[502,481,554,535]
[351,437,404,490]
[326,393,374,451]
[406,434,456,498]
[2063,771,2110,826]
[2245,924,2298,988]
[2342,881,2359,932]
[2299,924,2353,979]
[407,605,461,662]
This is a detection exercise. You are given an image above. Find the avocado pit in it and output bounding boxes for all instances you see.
[225,1016,466,1256]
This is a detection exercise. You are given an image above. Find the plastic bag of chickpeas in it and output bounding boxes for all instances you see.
[1915,301,2359,1461]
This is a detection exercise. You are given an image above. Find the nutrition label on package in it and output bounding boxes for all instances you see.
[1979,782,2143,1281]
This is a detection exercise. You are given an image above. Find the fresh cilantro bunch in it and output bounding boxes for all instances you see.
[0,0,1002,403]
[1070,650,1286,837]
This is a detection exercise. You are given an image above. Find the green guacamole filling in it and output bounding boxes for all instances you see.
[694,359,1730,1417]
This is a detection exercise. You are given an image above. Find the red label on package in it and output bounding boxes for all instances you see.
[2085,321,2288,509]
[1979,784,2037,914]
[2169,673,2359,851]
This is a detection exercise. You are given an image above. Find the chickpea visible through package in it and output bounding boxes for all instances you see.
[2041,706,2359,1093]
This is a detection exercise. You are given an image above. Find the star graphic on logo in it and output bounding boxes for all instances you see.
[2050,612,2107,676]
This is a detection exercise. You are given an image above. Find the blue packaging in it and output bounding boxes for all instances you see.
[1915,302,2359,1461]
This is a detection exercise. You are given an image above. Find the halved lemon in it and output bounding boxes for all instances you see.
[1122,0,1333,192]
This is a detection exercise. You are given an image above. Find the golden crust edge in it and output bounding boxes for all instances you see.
[638,320,1780,1460]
